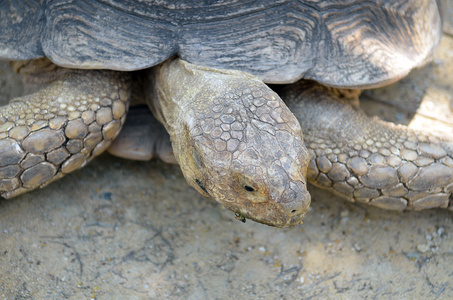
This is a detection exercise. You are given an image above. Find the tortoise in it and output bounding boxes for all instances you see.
[0,0,451,228]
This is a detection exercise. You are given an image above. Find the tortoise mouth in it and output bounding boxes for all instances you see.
[236,208,308,228]
[226,193,311,228]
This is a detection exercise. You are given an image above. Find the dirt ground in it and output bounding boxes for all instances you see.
[0,33,453,299]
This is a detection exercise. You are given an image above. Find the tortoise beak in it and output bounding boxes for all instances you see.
[231,183,311,228]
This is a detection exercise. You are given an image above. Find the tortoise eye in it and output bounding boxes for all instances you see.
[244,185,255,192]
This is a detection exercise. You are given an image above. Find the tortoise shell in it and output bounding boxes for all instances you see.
[0,0,441,87]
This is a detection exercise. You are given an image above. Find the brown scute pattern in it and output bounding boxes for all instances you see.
[0,0,440,87]
[0,60,131,198]
[190,87,300,157]
[283,81,453,211]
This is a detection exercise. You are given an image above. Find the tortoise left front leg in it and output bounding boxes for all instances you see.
[0,59,131,198]
[283,81,453,211]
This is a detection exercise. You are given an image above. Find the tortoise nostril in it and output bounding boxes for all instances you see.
[281,189,311,217]
[287,207,303,216]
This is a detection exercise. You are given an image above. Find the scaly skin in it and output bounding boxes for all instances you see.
[282,81,453,211]
[0,59,131,198]
[146,58,311,227]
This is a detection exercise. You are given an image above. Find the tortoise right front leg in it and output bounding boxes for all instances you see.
[0,59,131,198]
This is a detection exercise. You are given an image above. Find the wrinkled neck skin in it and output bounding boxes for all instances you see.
[147,58,311,227]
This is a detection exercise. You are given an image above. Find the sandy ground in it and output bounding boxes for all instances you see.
[0,33,453,299]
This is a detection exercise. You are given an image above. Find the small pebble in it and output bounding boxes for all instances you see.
[340,210,349,218]
[438,227,445,237]
[417,244,430,253]
[406,252,420,260]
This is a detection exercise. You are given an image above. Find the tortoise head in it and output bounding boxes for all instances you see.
[151,58,311,227]
[175,81,311,227]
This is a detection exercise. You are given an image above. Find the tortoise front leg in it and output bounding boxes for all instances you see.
[284,81,453,211]
[0,59,131,198]
[107,105,176,164]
